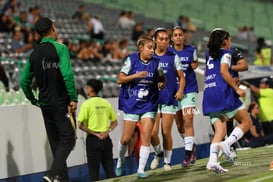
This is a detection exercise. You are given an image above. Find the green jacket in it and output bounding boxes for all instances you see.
[20,37,77,106]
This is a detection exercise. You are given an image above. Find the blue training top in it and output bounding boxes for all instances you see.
[118,53,161,114]
[203,49,242,115]
[170,45,198,94]
[155,48,182,106]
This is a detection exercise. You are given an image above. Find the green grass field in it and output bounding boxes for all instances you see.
[103,145,273,182]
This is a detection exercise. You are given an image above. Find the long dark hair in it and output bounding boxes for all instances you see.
[207,28,230,59]
[247,102,258,113]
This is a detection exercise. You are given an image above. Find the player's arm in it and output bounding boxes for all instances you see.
[20,60,39,106]
[117,57,148,84]
[78,122,100,137]
[241,80,260,95]
[231,48,248,72]
[232,58,248,72]
[249,84,260,95]
[174,55,185,100]
[157,63,166,90]
[118,72,148,84]
[109,119,118,133]
[108,104,118,133]
[191,49,199,70]
[220,53,245,97]
[58,44,78,110]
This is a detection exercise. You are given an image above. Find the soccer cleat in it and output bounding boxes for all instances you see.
[219,142,234,163]
[115,167,123,177]
[206,162,229,173]
[190,143,197,164]
[43,175,60,182]
[163,163,172,171]
[137,172,149,178]
[43,175,53,182]
[150,151,163,170]
[182,156,191,167]
[218,148,223,158]
[230,147,237,159]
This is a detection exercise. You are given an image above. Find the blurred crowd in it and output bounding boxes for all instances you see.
[236,26,257,42]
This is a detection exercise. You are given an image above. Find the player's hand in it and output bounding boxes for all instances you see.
[175,91,183,100]
[135,71,148,78]
[236,88,246,97]
[158,82,165,90]
[233,77,240,85]
[97,132,109,140]
[69,101,77,112]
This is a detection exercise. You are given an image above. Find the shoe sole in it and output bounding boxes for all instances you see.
[181,161,190,167]
[164,165,172,171]
[115,167,123,177]
[137,173,149,178]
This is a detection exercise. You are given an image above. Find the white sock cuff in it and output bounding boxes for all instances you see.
[233,127,244,138]
[184,136,194,151]
[140,145,150,153]
[153,144,162,154]
[210,143,218,152]
[163,150,172,164]
[138,145,150,173]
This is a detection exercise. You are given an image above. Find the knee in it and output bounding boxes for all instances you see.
[120,137,131,146]
[162,129,171,138]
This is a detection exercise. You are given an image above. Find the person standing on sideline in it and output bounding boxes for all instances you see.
[203,28,251,173]
[253,37,273,66]
[150,28,185,171]
[115,36,165,179]
[20,17,78,182]
[243,77,273,135]
[78,79,117,181]
[170,26,199,167]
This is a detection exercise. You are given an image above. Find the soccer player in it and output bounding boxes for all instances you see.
[203,28,251,173]
[170,26,199,167]
[115,36,165,178]
[150,28,185,171]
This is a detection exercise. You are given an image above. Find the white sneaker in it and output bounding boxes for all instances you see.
[219,142,234,162]
[218,149,223,158]
[163,163,172,171]
[230,149,237,159]
[218,146,237,159]
[150,152,163,170]
[206,162,229,173]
